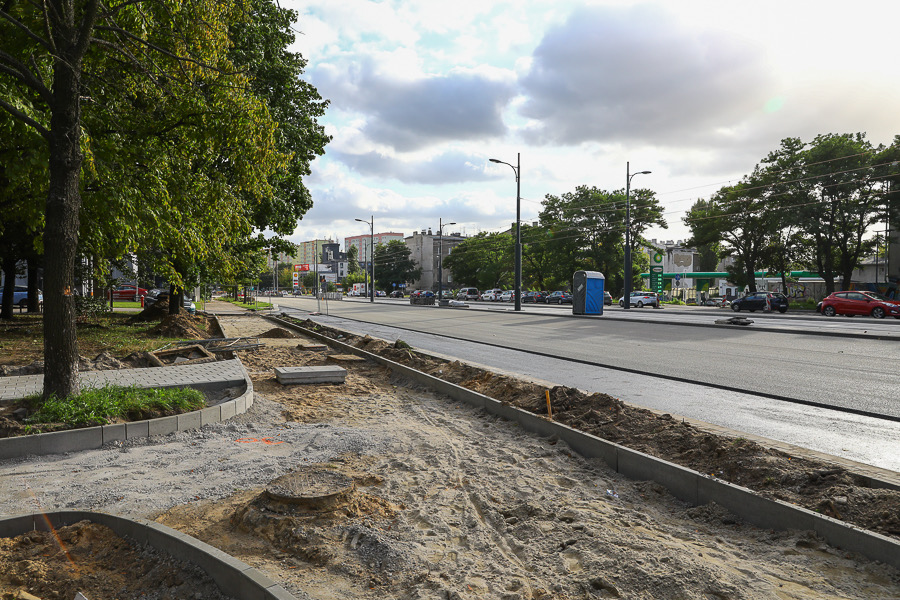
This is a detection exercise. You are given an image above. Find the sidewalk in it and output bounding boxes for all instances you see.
[0,359,248,402]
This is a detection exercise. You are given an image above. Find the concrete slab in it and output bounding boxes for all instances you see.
[125,420,150,439]
[148,415,178,437]
[296,343,328,352]
[275,366,346,385]
[326,354,366,364]
[102,423,126,444]
[38,427,102,455]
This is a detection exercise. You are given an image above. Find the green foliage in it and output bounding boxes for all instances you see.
[374,240,421,291]
[347,245,360,274]
[443,231,514,290]
[25,385,204,429]
[74,295,113,321]
[685,133,898,295]
[539,185,666,295]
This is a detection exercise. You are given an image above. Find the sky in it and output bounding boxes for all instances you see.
[280,0,900,250]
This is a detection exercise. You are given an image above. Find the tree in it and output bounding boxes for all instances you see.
[684,182,778,293]
[539,186,666,295]
[374,240,420,292]
[347,244,360,274]
[0,0,328,397]
[0,0,235,396]
[792,134,882,293]
[443,232,513,290]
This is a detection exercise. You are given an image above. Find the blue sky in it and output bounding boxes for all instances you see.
[282,0,900,247]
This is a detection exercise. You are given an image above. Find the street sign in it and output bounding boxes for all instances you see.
[675,274,681,282]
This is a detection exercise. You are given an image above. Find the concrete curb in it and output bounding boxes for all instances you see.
[0,511,295,599]
[341,297,900,341]
[0,361,254,461]
[268,314,900,571]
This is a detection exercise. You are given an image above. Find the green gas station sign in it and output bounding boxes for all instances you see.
[650,252,664,295]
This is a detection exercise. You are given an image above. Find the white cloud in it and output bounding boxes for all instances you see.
[517,4,772,147]
[282,0,900,249]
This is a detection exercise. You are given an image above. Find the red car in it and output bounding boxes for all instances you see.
[107,284,148,300]
[819,291,900,319]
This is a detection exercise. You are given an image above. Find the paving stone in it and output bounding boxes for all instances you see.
[275,366,346,384]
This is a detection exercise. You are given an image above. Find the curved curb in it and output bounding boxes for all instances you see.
[0,511,295,599]
[267,315,900,571]
[0,361,254,462]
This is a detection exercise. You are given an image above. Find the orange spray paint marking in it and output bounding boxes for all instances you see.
[26,483,79,574]
[235,437,284,445]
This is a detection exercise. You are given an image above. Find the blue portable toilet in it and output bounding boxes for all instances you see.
[572,271,605,315]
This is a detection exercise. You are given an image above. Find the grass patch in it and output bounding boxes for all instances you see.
[112,301,143,309]
[223,298,272,310]
[0,313,204,367]
[25,385,205,429]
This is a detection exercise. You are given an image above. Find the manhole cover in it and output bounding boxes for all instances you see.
[264,468,356,512]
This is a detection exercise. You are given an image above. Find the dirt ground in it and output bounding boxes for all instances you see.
[282,316,900,542]
[1,313,898,599]
[0,521,231,600]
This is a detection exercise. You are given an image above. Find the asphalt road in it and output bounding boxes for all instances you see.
[268,296,900,472]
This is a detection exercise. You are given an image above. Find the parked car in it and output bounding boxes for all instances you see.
[603,291,612,306]
[819,291,900,319]
[144,291,196,313]
[499,290,515,302]
[618,291,659,308]
[456,287,480,301]
[730,292,788,313]
[522,291,546,303]
[376,290,386,297]
[703,298,726,307]
[389,290,404,298]
[107,284,148,300]
[545,291,572,305]
[1,285,42,308]
[480,288,502,301]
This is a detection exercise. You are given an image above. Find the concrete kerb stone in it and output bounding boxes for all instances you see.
[0,511,296,600]
[265,314,900,571]
[0,358,254,462]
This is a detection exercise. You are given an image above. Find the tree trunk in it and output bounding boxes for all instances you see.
[1,257,15,320]
[27,260,41,313]
[744,259,757,293]
[168,283,180,315]
[42,53,83,400]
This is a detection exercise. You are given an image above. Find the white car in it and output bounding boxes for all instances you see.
[619,291,659,308]
[499,290,515,302]
[481,288,503,301]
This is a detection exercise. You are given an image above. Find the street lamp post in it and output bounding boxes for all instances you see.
[438,218,457,306]
[355,217,375,303]
[624,162,651,310]
[489,153,521,311]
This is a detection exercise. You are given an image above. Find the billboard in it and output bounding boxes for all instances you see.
[294,264,310,271]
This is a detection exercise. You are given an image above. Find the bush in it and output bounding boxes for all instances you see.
[75,295,112,320]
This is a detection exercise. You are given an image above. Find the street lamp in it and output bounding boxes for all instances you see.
[438,218,457,305]
[489,153,521,311]
[355,217,374,303]
[624,162,651,310]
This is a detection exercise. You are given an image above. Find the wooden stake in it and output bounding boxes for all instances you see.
[545,390,552,420]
